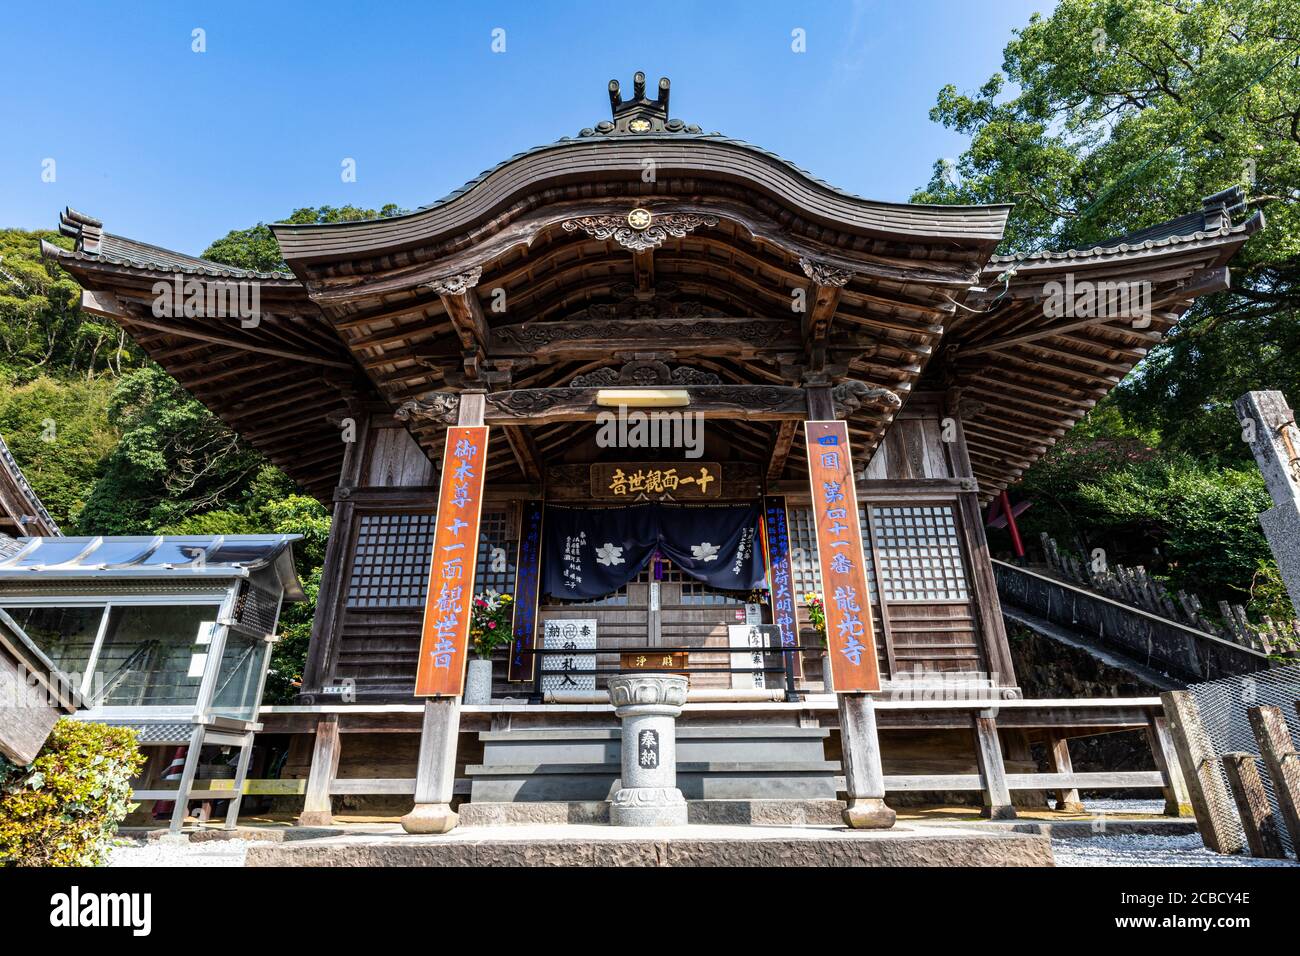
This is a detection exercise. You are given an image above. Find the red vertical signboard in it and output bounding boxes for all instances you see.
[804,420,880,693]
[414,426,490,697]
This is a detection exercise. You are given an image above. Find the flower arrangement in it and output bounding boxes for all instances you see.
[803,592,827,646]
[470,591,514,660]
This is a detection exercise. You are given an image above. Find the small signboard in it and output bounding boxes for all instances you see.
[540,618,597,693]
[590,462,722,499]
[620,651,688,671]
[728,623,777,690]
[508,500,544,683]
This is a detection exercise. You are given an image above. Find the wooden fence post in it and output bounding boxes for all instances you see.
[1160,691,1243,853]
[1220,753,1287,859]
[972,710,1015,820]
[298,714,341,826]
[1247,705,1300,853]
[1046,733,1084,813]
[1145,712,1193,817]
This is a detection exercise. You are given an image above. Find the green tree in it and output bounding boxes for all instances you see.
[920,0,1300,618]
[914,0,1300,458]
[202,204,406,272]
[0,230,139,380]
[0,375,118,528]
[74,365,267,534]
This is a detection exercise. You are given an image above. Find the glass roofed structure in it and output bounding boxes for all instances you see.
[0,534,304,831]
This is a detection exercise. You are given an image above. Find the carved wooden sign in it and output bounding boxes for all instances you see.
[590,462,721,499]
[620,651,688,671]
[804,420,880,693]
[414,426,490,697]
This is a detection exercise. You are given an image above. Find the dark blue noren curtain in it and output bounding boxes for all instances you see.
[542,503,765,600]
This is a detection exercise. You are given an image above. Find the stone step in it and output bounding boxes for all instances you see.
[475,725,830,767]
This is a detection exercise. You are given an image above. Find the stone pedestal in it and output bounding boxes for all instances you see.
[608,675,688,827]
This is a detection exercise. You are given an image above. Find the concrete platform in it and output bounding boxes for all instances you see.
[459,799,846,827]
[244,822,1054,867]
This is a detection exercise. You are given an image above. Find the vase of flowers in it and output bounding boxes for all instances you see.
[803,592,832,690]
[464,592,514,704]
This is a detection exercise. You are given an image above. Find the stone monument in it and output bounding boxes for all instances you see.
[607,674,688,826]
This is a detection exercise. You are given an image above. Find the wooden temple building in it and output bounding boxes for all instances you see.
[41,74,1259,826]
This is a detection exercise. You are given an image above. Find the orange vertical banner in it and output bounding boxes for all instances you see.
[414,425,490,697]
[804,420,880,693]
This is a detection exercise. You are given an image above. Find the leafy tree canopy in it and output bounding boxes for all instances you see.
[202,204,407,272]
[0,230,140,381]
[917,0,1299,617]
[914,0,1300,458]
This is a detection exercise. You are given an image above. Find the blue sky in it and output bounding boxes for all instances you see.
[1,0,1053,256]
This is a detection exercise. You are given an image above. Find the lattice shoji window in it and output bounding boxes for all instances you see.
[474,509,517,598]
[346,513,436,608]
[787,505,881,607]
[870,505,969,601]
[346,510,515,609]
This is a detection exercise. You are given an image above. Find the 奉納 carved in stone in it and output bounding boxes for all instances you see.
[562,212,719,252]
[395,392,461,424]
[425,266,483,297]
[832,380,903,417]
[799,257,854,288]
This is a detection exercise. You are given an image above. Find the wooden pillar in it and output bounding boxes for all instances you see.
[807,384,893,829]
[298,715,341,826]
[942,389,1017,690]
[1247,704,1300,853]
[972,710,1015,820]
[301,411,372,696]
[1046,733,1084,813]
[1221,753,1287,859]
[401,390,485,835]
[1161,690,1244,853]
[837,693,895,828]
[1145,712,1193,817]
[168,725,206,833]
[221,732,256,830]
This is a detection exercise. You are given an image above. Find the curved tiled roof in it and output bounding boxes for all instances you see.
[271,131,1014,262]
[46,210,297,281]
[0,432,60,537]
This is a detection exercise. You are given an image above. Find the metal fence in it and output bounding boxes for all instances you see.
[1187,661,1300,856]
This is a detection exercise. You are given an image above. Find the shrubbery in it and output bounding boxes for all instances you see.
[0,719,143,867]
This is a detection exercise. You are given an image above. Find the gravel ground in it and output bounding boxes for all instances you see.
[1051,832,1299,867]
[108,838,272,867]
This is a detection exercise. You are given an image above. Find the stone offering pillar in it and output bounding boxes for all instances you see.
[608,674,689,827]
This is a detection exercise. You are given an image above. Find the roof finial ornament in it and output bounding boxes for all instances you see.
[582,72,697,137]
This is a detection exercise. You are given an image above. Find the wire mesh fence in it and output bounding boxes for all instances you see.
[1187,662,1300,856]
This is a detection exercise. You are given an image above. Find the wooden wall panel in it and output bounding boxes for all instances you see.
[364,423,436,488]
